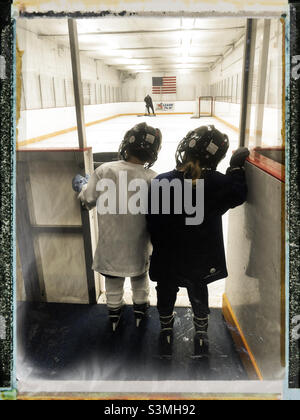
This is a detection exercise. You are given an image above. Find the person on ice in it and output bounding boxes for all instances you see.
[144,94,156,116]
[146,125,249,359]
[72,122,162,331]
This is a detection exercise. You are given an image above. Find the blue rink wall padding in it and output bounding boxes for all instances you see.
[225,148,285,380]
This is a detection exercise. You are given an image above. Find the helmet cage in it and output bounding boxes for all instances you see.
[119,122,162,169]
[176,125,229,170]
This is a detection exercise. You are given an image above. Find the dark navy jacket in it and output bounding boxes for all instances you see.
[146,168,247,286]
[144,95,154,107]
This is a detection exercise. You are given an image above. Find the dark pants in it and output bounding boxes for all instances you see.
[156,281,210,318]
[146,104,155,114]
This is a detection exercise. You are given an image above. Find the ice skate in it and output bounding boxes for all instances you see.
[108,307,124,332]
[158,313,175,359]
[133,302,150,328]
[191,316,210,359]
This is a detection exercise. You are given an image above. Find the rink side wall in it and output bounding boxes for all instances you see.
[225,152,285,381]
[17,101,281,148]
[17,101,195,146]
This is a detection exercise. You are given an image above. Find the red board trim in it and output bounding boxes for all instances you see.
[247,147,285,183]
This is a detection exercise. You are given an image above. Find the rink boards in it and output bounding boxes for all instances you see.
[224,148,285,380]
[16,148,102,305]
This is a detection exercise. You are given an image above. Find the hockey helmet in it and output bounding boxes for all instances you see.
[176,125,229,170]
[119,122,162,168]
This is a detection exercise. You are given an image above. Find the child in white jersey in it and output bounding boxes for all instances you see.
[73,123,162,330]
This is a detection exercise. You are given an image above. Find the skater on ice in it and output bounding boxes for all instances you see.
[146,125,249,359]
[144,94,156,116]
[72,122,162,331]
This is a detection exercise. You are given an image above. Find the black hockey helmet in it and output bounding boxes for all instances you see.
[175,125,229,170]
[119,122,162,169]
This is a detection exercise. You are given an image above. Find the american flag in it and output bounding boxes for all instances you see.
[152,76,177,94]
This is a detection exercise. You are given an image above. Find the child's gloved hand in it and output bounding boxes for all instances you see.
[229,147,250,168]
[72,174,90,193]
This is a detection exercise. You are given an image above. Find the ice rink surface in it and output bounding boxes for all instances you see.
[20,113,240,308]
[20,113,239,172]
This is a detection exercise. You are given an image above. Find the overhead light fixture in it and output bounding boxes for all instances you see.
[109,58,134,65]
[121,51,133,58]
[181,29,192,61]
[181,17,195,30]
[134,70,152,73]
[126,65,151,70]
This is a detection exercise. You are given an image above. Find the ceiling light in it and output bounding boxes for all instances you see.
[126,65,151,70]
[181,18,195,29]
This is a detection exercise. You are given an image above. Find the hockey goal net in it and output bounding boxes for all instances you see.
[191,96,214,118]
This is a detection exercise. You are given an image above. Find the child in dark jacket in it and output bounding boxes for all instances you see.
[146,125,248,359]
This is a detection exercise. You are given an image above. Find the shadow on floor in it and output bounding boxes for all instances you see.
[17,302,248,382]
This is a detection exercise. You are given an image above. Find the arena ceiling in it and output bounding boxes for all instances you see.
[18,17,246,73]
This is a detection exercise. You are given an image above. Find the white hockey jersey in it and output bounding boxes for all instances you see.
[79,160,156,277]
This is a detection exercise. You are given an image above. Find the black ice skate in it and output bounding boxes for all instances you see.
[191,316,210,359]
[133,302,150,328]
[108,307,124,332]
[158,313,175,359]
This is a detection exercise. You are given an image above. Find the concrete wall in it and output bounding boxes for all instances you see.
[17,24,122,110]
[121,71,210,102]
[209,18,283,147]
